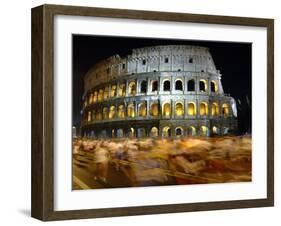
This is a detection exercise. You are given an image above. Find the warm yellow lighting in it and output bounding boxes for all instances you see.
[110,85,117,97]
[212,126,218,134]
[175,102,184,116]
[162,102,171,116]
[200,102,208,116]
[201,126,208,136]
[199,79,207,92]
[103,107,108,119]
[119,84,126,96]
[138,103,147,117]
[151,103,159,116]
[104,87,109,100]
[211,80,218,92]
[87,111,91,122]
[188,126,196,136]
[127,103,135,118]
[162,126,171,137]
[98,89,103,101]
[222,103,230,117]
[150,127,158,137]
[188,102,196,116]
[118,105,125,118]
[93,91,98,102]
[211,102,219,116]
[128,82,136,95]
[109,106,116,119]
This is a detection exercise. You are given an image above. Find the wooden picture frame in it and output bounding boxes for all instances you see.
[31,4,274,221]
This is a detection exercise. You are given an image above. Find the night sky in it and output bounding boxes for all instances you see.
[72,35,252,134]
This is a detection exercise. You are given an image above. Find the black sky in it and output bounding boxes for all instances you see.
[72,35,252,134]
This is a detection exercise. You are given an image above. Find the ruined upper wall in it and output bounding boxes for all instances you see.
[84,45,219,90]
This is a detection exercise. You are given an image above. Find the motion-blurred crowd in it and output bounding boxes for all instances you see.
[73,136,251,188]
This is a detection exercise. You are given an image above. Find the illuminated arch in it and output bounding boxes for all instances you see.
[222,103,230,117]
[87,111,91,122]
[162,102,171,117]
[138,102,147,117]
[118,83,126,97]
[150,127,159,137]
[162,126,171,137]
[109,106,116,119]
[104,87,109,100]
[188,102,196,116]
[212,126,219,135]
[118,104,125,118]
[150,102,159,116]
[110,84,117,97]
[93,91,98,102]
[98,89,104,101]
[128,128,135,138]
[89,93,93,104]
[188,126,196,136]
[128,81,136,95]
[199,79,207,92]
[200,102,208,116]
[200,126,209,136]
[211,102,219,116]
[96,110,102,120]
[175,102,184,116]
[127,103,135,118]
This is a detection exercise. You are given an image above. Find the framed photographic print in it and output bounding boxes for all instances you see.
[31,4,274,221]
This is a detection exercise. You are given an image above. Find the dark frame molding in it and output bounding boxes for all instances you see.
[31,4,274,221]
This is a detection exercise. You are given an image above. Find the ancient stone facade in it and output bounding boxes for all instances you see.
[81,45,237,138]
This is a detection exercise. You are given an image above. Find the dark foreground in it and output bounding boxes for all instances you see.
[72,136,251,189]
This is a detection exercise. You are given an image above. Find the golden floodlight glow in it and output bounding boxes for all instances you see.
[104,87,109,100]
[175,102,184,116]
[127,103,135,118]
[211,102,219,116]
[200,102,208,116]
[188,102,196,116]
[128,82,136,95]
[138,103,147,117]
[222,103,230,117]
[109,106,116,119]
[162,102,171,116]
[151,103,159,116]
[110,85,117,97]
[118,105,125,118]
[119,84,126,96]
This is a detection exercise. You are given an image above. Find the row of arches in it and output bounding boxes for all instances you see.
[85,79,219,106]
[85,125,230,138]
[85,101,230,122]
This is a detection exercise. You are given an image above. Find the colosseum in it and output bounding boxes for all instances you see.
[80,45,237,138]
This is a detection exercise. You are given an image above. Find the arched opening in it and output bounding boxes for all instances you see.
[89,93,93,104]
[199,79,207,92]
[162,102,171,117]
[175,127,183,136]
[104,87,109,100]
[212,126,219,135]
[211,81,218,92]
[211,102,219,116]
[223,127,229,135]
[187,79,195,91]
[127,103,135,118]
[140,80,147,93]
[150,127,158,137]
[117,129,124,138]
[103,107,108,120]
[109,106,116,119]
[118,83,126,97]
[111,129,115,138]
[118,105,125,118]
[93,91,98,102]
[128,128,135,138]
[188,126,196,136]
[137,128,146,138]
[92,110,95,121]
[98,89,104,101]
[188,102,196,116]
[175,80,183,91]
[200,126,208,136]
[175,102,184,116]
[151,80,158,92]
[162,126,171,137]
[110,85,117,97]
[200,102,208,116]
[222,103,230,117]
[87,111,91,122]
[150,102,159,116]
[128,81,136,95]
[96,110,102,120]
[163,80,171,91]
[138,102,147,117]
